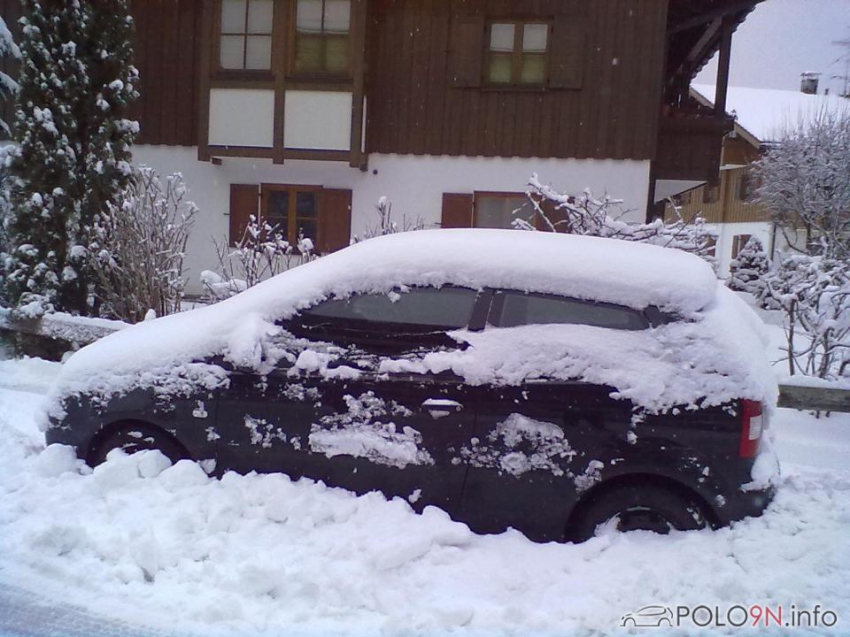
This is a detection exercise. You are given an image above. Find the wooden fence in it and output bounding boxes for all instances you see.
[777,385,850,414]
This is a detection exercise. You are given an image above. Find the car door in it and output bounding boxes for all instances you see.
[308,369,476,515]
[458,289,646,541]
[212,351,334,479]
[462,380,628,542]
[217,285,487,516]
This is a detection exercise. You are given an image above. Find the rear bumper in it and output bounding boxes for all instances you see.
[718,485,776,525]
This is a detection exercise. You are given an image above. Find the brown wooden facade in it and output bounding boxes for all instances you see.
[366,0,668,162]
[0,0,760,186]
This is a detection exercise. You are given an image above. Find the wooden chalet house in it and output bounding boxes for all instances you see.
[665,80,848,277]
[0,0,760,292]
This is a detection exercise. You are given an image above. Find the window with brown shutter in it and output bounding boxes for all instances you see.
[441,193,474,228]
[290,0,352,78]
[230,184,352,253]
[261,185,322,250]
[703,184,720,204]
[732,234,752,259]
[319,188,353,253]
[216,0,275,75]
[739,170,753,201]
[212,0,352,80]
[473,192,534,229]
[485,21,550,86]
[229,184,260,246]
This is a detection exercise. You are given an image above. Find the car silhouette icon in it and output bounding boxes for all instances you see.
[621,605,674,627]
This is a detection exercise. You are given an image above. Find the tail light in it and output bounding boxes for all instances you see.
[739,399,764,458]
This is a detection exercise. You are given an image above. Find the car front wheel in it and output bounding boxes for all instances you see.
[571,483,707,542]
[88,423,189,467]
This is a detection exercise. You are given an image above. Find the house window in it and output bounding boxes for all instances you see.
[739,170,753,201]
[218,0,274,71]
[293,0,351,77]
[703,184,720,204]
[486,21,549,85]
[474,193,533,229]
[731,234,752,259]
[263,185,320,247]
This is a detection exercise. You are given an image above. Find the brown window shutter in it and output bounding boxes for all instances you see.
[448,16,485,88]
[318,189,353,254]
[441,193,473,228]
[229,184,259,246]
[549,16,586,89]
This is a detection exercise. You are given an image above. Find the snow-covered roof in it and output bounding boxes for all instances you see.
[692,84,849,144]
[49,230,777,413]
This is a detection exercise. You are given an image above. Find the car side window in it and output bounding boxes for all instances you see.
[491,291,649,330]
[302,286,479,329]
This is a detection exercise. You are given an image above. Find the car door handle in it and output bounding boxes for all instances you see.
[421,399,463,418]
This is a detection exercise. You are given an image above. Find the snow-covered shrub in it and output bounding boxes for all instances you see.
[0,145,12,305]
[0,15,20,137]
[728,236,771,302]
[3,0,139,318]
[764,253,849,380]
[90,167,196,323]
[753,105,850,261]
[520,174,718,266]
[203,217,315,301]
[352,197,425,243]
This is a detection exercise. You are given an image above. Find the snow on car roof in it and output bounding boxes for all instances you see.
[254,228,718,313]
[48,230,775,414]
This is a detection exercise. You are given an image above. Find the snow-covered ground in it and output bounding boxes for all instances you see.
[0,311,848,636]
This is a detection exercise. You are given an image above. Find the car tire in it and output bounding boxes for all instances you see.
[571,483,707,542]
[89,423,188,467]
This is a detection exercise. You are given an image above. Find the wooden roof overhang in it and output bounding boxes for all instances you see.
[665,0,762,113]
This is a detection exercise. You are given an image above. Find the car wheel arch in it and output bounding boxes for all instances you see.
[565,472,718,541]
[85,419,191,467]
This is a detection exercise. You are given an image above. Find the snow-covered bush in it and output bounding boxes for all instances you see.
[0,147,10,307]
[352,197,425,243]
[0,15,20,137]
[753,105,850,261]
[203,217,315,301]
[90,168,196,323]
[520,175,718,266]
[728,236,771,302]
[764,253,849,380]
[3,0,138,318]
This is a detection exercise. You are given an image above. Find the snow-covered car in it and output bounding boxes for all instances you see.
[44,229,779,542]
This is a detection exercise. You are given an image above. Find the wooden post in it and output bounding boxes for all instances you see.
[714,16,734,117]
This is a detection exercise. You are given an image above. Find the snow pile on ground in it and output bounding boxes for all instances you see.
[47,230,774,415]
[0,374,848,637]
[0,356,61,393]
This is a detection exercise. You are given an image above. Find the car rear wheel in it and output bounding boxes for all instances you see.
[571,483,707,542]
[88,423,188,467]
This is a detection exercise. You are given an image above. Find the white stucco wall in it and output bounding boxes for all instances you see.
[131,146,651,294]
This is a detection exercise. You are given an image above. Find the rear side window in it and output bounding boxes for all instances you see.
[304,286,478,329]
[491,291,649,330]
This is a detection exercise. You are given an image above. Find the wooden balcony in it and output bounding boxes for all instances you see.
[654,112,733,183]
